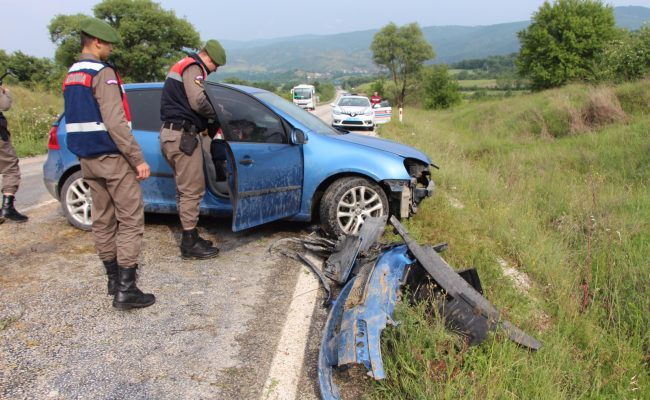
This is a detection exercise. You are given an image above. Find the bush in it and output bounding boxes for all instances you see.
[597,27,650,83]
[313,81,335,103]
[517,0,617,89]
[422,65,461,109]
[3,85,63,157]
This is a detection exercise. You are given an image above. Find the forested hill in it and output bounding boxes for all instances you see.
[221,6,650,75]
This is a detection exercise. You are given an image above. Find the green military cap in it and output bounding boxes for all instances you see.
[80,17,119,43]
[204,39,227,66]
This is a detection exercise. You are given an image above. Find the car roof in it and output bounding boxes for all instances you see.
[123,81,267,95]
[337,95,370,102]
[124,82,163,90]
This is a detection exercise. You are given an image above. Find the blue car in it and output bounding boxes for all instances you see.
[43,82,434,237]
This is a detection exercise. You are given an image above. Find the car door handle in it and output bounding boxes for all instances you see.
[239,158,254,165]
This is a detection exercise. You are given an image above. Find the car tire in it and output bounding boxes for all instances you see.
[61,170,92,231]
[319,177,388,237]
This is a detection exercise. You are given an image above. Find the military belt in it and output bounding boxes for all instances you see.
[163,121,197,133]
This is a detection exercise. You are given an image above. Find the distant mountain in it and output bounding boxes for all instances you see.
[221,6,650,77]
[614,6,650,30]
[421,22,528,64]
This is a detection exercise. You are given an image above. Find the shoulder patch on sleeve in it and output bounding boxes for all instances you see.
[105,79,118,85]
[194,78,204,88]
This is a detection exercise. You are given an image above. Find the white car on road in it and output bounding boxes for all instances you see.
[331,94,374,131]
[373,100,392,125]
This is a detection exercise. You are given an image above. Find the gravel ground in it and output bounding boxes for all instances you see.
[0,203,331,400]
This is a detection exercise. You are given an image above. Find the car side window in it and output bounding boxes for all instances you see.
[205,85,287,144]
[127,89,162,132]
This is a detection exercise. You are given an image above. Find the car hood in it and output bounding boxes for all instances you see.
[329,132,431,164]
[337,106,370,114]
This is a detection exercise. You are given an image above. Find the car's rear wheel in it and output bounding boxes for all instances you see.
[61,170,92,231]
[319,177,388,237]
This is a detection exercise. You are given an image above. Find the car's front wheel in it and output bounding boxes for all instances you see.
[61,170,92,231]
[319,177,388,237]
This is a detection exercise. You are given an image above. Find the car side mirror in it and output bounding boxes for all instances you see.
[291,129,308,144]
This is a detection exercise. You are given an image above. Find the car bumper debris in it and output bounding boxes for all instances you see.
[278,215,541,400]
[385,178,434,218]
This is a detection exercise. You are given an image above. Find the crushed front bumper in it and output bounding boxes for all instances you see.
[317,216,541,400]
[385,174,435,218]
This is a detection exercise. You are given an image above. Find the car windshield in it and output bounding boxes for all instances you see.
[338,97,370,107]
[293,88,312,99]
[255,92,340,136]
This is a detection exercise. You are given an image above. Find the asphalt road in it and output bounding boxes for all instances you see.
[0,102,367,400]
[13,155,55,212]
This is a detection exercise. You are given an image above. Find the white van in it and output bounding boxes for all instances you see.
[291,84,317,110]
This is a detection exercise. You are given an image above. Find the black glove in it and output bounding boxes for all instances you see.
[0,116,9,142]
[206,120,221,139]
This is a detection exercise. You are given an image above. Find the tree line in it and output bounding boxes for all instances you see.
[1,0,648,109]
[1,0,199,90]
[369,0,650,110]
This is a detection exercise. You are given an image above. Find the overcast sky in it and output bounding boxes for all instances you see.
[2,0,649,58]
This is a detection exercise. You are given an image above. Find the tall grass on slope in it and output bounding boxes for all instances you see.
[367,80,650,399]
[2,85,62,157]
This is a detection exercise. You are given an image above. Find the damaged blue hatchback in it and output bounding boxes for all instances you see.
[43,82,434,235]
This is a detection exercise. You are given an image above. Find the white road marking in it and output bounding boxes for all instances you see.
[18,155,47,166]
[20,199,58,213]
[262,264,320,400]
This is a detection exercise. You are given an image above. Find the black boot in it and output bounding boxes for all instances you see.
[181,228,220,259]
[198,235,213,247]
[113,265,156,310]
[1,195,28,222]
[102,259,118,295]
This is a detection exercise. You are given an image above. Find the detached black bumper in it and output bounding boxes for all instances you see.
[385,177,435,218]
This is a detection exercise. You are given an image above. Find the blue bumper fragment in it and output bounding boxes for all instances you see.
[317,217,541,400]
[319,245,414,399]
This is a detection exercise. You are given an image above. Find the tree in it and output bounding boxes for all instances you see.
[371,22,434,108]
[597,27,650,82]
[370,77,386,98]
[422,65,461,109]
[49,13,89,69]
[312,81,335,103]
[516,0,616,90]
[0,51,63,90]
[49,0,201,82]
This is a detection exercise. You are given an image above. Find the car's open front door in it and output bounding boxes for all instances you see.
[206,83,304,231]
[226,142,302,231]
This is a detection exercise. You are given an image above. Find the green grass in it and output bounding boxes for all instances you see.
[456,79,498,89]
[3,85,62,157]
[366,80,650,399]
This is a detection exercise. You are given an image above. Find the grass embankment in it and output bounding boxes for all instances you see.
[3,85,62,157]
[367,80,650,399]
